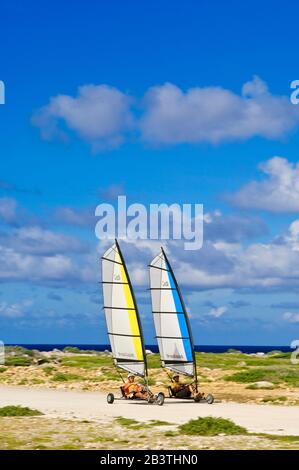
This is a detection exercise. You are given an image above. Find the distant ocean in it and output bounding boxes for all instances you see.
[7,344,292,353]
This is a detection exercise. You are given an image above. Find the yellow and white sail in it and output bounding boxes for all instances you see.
[101,240,146,377]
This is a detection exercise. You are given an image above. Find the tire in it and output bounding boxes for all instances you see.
[206,393,214,404]
[156,392,165,406]
[107,393,115,404]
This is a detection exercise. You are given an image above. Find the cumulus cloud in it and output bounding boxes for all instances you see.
[283,312,299,323]
[0,242,97,287]
[225,157,299,212]
[0,247,77,283]
[32,84,134,150]
[0,226,89,255]
[116,215,299,292]
[33,77,299,151]
[208,306,227,318]
[279,220,299,248]
[0,224,96,286]
[140,76,299,144]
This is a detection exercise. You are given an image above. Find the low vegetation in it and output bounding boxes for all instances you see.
[1,346,297,406]
[61,355,112,368]
[225,367,299,387]
[52,373,84,382]
[2,416,298,450]
[115,416,172,430]
[262,396,287,403]
[0,406,43,417]
[179,417,248,436]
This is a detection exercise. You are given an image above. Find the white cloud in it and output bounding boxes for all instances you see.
[0,243,96,285]
[0,197,17,224]
[283,312,299,323]
[0,300,33,318]
[225,157,299,212]
[119,217,299,292]
[278,220,299,250]
[208,306,227,318]
[53,206,95,227]
[203,210,266,242]
[33,77,299,151]
[1,226,89,255]
[32,84,134,150]
[140,76,299,144]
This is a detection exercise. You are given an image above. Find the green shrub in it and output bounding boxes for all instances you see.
[262,396,287,403]
[146,354,161,369]
[63,346,81,354]
[0,406,43,417]
[43,366,55,376]
[225,367,299,387]
[61,355,112,368]
[115,416,140,427]
[179,417,248,436]
[225,369,272,383]
[52,372,83,382]
[5,357,32,367]
[5,346,35,357]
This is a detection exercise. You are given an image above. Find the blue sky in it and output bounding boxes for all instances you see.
[1,0,299,345]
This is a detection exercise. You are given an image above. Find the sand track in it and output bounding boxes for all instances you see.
[0,385,298,436]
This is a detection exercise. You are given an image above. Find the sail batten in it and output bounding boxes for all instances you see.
[149,248,196,378]
[101,241,147,377]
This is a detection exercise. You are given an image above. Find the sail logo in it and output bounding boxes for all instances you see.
[0,341,4,365]
[120,352,135,358]
[167,353,183,359]
[95,195,203,250]
[0,81,5,105]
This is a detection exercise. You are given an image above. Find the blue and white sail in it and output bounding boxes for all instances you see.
[149,248,196,377]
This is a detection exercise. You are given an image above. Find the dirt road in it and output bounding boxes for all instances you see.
[0,385,298,436]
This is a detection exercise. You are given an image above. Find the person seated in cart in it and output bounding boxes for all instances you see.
[122,373,151,400]
[169,373,203,400]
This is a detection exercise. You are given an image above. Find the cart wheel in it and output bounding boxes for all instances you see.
[206,393,214,404]
[156,392,165,406]
[107,393,115,404]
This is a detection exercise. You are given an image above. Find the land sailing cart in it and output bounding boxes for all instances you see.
[149,247,214,404]
[101,240,165,406]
